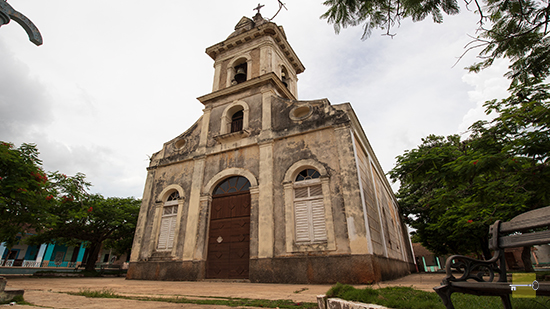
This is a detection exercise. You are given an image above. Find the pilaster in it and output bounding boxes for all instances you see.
[183,156,206,260]
[35,244,47,265]
[171,197,186,257]
[148,201,163,254]
[350,131,374,254]
[260,45,273,75]
[258,141,274,258]
[42,244,55,267]
[194,194,212,260]
[334,125,369,255]
[261,90,273,131]
[130,169,156,262]
[283,182,294,253]
[199,107,212,149]
[212,62,222,91]
[249,185,260,259]
[76,243,86,263]
[370,162,389,258]
[0,243,5,262]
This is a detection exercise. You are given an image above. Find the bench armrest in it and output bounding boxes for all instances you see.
[443,251,504,283]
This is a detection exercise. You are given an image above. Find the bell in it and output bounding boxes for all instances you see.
[234,67,246,83]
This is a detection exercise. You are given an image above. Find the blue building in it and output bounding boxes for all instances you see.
[0,234,127,273]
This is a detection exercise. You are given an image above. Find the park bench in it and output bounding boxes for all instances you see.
[433,206,550,309]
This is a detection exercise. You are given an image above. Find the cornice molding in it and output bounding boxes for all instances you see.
[205,22,305,75]
[197,72,295,104]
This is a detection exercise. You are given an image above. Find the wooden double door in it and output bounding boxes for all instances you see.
[206,192,251,279]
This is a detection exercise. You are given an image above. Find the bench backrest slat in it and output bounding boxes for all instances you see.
[499,230,550,248]
[499,207,550,233]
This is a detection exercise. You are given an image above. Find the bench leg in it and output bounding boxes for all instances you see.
[434,284,455,309]
[500,295,512,309]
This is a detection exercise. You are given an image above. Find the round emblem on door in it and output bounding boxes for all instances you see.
[217,236,223,243]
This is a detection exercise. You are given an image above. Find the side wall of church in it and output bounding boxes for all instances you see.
[354,137,411,261]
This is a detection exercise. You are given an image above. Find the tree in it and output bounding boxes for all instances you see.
[30,172,141,271]
[321,0,550,87]
[0,142,51,248]
[389,83,550,268]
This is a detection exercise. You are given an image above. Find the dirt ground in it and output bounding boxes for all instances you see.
[1,273,444,308]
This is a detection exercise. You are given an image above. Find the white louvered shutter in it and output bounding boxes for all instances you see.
[294,182,327,243]
[166,215,176,249]
[311,199,327,241]
[158,204,178,250]
[158,217,170,249]
[295,200,310,242]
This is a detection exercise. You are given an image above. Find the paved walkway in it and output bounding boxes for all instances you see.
[2,273,444,308]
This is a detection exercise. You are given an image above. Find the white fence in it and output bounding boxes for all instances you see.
[21,260,42,267]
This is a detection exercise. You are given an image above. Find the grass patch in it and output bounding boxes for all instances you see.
[326,283,550,309]
[75,288,127,298]
[70,289,317,308]
[327,283,442,309]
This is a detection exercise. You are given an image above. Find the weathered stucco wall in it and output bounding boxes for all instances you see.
[129,16,415,283]
[272,128,350,256]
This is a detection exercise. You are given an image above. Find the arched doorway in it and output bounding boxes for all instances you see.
[206,176,251,279]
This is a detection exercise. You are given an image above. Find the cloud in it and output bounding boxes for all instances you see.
[0,39,54,142]
[1,0,519,199]
[459,59,510,133]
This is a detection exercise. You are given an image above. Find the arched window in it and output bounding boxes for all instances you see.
[214,176,250,195]
[218,101,250,137]
[295,169,320,181]
[294,169,327,243]
[230,110,244,133]
[157,191,179,250]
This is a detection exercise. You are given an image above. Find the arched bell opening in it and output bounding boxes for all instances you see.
[281,66,289,88]
[232,59,248,85]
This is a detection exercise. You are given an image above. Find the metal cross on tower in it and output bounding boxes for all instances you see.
[0,0,42,46]
[253,3,265,14]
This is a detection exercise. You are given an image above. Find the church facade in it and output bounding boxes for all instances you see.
[127,13,415,284]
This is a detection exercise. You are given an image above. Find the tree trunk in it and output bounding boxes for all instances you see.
[522,246,534,272]
[84,242,101,272]
[480,237,492,260]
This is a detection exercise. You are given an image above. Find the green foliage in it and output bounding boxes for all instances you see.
[326,283,550,309]
[29,188,140,270]
[0,142,51,247]
[70,289,318,308]
[322,0,550,87]
[1,142,139,269]
[327,283,443,309]
[321,0,459,39]
[389,81,550,257]
[76,288,120,298]
[467,0,550,86]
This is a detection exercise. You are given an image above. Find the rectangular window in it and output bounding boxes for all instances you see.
[294,183,327,244]
[158,204,178,250]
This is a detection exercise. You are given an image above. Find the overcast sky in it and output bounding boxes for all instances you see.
[0,1,510,198]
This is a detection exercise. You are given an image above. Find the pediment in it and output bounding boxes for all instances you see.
[234,17,253,30]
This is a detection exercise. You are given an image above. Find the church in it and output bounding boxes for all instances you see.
[127,11,415,284]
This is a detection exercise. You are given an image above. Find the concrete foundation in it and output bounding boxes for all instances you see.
[127,254,414,284]
[0,277,24,303]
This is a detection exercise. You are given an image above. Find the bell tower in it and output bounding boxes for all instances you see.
[200,12,305,100]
